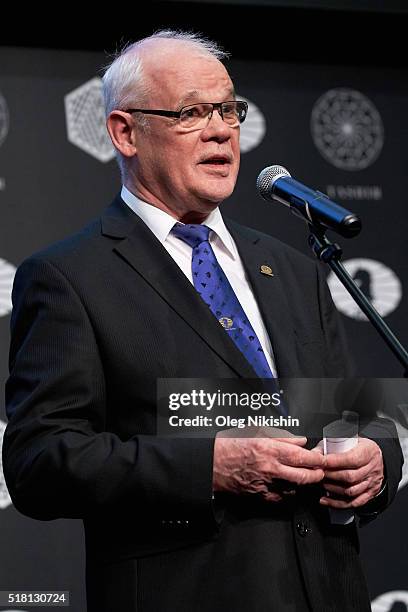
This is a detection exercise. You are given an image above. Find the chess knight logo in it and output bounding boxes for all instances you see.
[64,77,115,163]
[311,88,384,170]
[371,591,408,611]
[327,258,402,321]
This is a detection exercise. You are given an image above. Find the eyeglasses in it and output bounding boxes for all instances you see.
[124,100,248,130]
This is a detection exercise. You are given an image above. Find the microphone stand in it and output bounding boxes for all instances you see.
[307,224,408,376]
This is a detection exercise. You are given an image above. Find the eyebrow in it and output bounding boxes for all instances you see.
[176,88,236,109]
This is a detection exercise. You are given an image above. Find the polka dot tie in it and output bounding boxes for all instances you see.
[171,223,274,379]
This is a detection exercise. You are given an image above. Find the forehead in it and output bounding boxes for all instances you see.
[142,46,234,106]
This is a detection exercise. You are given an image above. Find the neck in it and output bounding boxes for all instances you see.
[179,211,209,224]
[124,182,215,225]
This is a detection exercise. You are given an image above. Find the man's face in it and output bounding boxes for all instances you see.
[130,49,241,219]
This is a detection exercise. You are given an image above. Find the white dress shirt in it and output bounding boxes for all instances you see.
[121,186,277,377]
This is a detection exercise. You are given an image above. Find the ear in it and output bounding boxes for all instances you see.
[106,111,137,158]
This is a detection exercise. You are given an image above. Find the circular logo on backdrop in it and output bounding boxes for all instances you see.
[238,95,266,153]
[0,258,16,317]
[311,88,384,170]
[0,419,12,509]
[0,92,10,147]
[371,591,408,611]
[327,258,402,320]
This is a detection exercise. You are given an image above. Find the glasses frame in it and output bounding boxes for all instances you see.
[124,100,248,127]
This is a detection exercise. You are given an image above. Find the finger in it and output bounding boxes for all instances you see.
[323,479,370,498]
[311,439,324,452]
[274,464,325,485]
[311,445,324,455]
[279,445,327,469]
[324,442,376,470]
[262,491,283,503]
[320,490,374,509]
[324,451,361,470]
[245,481,283,502]
[271,436,307,446]
[324,463,373,484]
[242,480,273,496]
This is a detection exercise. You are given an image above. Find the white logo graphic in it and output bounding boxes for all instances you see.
[328,258,402,320]
[65,77,115,163]
[311,88,384,171]
[372,590,408,611]
[0,419,12,509]
[0,258,16,317]
[0,92,9,148]
[239,95,266,153]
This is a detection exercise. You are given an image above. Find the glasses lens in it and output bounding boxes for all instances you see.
[180,103,213,128]
[221,101,246,126]
[179,101,248,129]
[222,102,241,126]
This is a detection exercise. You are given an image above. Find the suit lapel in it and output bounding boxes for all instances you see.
[101,196,257,379]
[226,219,301,378]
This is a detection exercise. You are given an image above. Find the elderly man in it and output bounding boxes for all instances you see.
[3,30,402,612]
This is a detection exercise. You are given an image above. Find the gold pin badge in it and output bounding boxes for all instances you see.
[260,265,274,277]
[219,317,234,330]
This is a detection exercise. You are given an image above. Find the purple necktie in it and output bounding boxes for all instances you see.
[171,223,274,379]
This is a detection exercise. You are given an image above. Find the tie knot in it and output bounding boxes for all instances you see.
[171,223,211,248]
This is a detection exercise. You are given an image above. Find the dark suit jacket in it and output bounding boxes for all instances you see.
[3,196,403,612]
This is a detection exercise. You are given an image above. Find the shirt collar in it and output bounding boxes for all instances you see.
[203,208,237,260]
[121,185,237,260]
[121,185,176,245]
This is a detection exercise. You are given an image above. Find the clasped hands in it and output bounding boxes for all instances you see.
[213,427,384,508]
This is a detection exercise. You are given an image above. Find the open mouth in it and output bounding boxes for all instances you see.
[200,157,231,165]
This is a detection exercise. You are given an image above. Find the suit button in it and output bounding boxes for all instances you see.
[296,521,311,537]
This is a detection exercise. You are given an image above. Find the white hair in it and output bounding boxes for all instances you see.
[102,29,229,117]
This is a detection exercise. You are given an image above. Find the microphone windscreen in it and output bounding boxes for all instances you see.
[256,165,291,200]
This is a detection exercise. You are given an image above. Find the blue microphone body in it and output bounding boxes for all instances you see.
[257,165,362,238]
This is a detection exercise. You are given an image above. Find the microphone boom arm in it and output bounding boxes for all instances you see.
[308,224,408,375]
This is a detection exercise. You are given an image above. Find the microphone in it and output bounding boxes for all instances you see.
[256,165,362,238]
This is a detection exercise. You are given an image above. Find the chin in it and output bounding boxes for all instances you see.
[200,183,236,205]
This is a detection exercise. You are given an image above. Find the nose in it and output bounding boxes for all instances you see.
[201,108,232,143]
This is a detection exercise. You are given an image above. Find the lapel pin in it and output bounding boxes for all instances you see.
[219,316,235,330]
[260,264,274,277]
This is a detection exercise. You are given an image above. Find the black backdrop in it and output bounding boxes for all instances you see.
[0,3,407,611]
